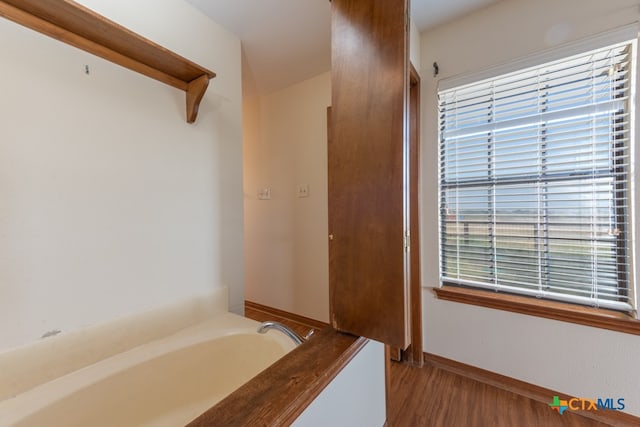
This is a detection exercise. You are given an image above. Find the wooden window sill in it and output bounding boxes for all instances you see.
[433,286,640,336]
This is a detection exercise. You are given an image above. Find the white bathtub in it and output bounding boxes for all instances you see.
[0,313,295,427]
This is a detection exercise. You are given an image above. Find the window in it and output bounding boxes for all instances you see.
[438,40,635,312]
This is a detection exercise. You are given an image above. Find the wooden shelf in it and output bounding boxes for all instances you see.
[0,0,216,123]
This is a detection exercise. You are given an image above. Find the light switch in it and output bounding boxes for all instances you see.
[297,184,309,198]
[258,188,271,200]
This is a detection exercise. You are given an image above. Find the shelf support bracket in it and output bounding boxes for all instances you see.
[186,75,210,124]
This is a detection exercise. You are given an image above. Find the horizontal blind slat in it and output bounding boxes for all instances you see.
[439,39,633,312]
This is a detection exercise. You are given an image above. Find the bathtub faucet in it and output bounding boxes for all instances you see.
[257,321,312,346]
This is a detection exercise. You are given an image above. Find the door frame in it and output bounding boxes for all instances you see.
[407,63,423,367]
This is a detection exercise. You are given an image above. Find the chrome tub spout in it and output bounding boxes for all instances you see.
[257,321,310,346]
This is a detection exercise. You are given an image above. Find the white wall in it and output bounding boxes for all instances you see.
[243,72,331,322]
[420,0,640,416]
[0,0,243,352]
[410,19,422,73]
[292,340,385,427]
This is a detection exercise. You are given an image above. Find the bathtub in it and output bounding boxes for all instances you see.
[0,313,295,427]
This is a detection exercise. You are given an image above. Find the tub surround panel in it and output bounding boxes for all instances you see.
[0,288,228,402]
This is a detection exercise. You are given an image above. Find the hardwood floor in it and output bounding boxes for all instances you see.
[387,361,605,427]
[244,305,606,427]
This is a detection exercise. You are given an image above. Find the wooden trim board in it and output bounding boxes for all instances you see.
[434,286,640,336]
[244,300,329,331]
[407,62,422,367]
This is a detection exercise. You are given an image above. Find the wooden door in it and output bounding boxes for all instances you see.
[328,0,409,349]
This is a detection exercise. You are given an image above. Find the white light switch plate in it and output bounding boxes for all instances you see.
[297,184,309,198]
[258,188,271,200]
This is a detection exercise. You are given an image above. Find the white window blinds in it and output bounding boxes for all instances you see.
[438,41,634,311]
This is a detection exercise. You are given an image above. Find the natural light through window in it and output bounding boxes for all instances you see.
[438,40,635,312]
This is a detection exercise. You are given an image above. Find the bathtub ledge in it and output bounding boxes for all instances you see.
[188,327,367,426]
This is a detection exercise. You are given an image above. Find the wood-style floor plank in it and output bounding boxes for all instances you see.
[388,361,606,427]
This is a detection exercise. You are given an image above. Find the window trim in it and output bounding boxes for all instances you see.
[436,27,640,321]
[433,285,640,335]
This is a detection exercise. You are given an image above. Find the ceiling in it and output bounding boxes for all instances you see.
[187,0,500,94]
